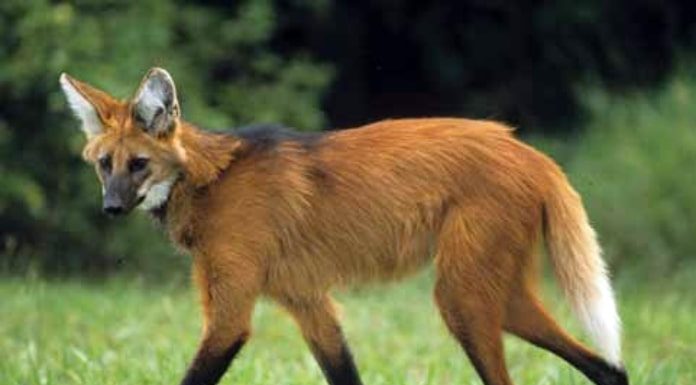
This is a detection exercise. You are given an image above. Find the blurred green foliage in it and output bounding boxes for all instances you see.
[528,65,696,273]
[1,0,695,277]
[565,69,696,273]
[0,0,331,276]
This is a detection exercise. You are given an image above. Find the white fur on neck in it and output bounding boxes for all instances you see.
[138,177,177,211]
[59,73,102,137]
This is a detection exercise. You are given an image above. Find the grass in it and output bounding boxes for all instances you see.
[1,268,695,385]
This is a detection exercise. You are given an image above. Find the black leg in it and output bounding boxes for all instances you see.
[179,337,247,385]
[553,349,629,385]
[278,295,364,385]
[513,320,629,385]
[503,289,629,385]
[309,333,363,385]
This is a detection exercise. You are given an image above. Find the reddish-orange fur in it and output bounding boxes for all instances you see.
[61,69,626,385]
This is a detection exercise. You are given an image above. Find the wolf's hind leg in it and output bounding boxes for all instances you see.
[504,287,629,385]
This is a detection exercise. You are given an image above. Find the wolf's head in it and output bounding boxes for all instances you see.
[60,68,186,215]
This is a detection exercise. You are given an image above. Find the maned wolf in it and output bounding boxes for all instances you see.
[60,67,628,385]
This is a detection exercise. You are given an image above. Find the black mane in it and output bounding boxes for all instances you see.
[230,123,324,154]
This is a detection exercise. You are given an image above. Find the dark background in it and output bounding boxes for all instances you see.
[1,0,695,277]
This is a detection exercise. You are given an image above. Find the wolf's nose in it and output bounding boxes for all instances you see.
[103,204,124,216]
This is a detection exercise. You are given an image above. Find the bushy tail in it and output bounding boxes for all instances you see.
[544,173,622,366]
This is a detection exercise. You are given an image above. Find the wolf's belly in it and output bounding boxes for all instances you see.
[262,227,436,300]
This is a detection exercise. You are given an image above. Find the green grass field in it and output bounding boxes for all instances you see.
[1,268,694,385]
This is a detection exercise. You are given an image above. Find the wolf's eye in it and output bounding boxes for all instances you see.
[98,156,112,173]
[128,157,149,173]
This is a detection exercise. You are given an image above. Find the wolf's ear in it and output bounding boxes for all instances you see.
[132,68,180,137]
[59,73,115,138]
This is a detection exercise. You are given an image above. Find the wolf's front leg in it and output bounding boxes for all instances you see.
[179,259,260,385]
